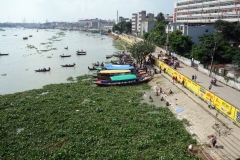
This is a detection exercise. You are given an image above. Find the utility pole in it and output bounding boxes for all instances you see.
[209,41,216,77]
[166,24,169,55]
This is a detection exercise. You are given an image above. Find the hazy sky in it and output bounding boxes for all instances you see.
[0,0,177,23]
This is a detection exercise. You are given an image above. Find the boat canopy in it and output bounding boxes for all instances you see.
[110,74,137,81]
[99,70,131,74]
[105,64,134,70]
[105,64,130,67]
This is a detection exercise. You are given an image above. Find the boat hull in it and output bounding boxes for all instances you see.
[95,77,152,86]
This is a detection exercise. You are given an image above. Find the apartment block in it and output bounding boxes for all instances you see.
[132,11,154,34]
[119,16,130,23]
[132,13,138,33]
[174,0,240,23]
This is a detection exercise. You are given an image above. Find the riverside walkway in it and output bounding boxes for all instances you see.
[120,34,240,159]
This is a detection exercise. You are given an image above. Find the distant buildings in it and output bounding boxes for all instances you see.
[78,19,115,28]
[131,10,155,35]
[119,16,130,23]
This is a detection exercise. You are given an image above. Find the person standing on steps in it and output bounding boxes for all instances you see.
[192,75,194,81]
[207,99,212,108]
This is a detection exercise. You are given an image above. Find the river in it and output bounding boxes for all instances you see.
[0,28,119,95]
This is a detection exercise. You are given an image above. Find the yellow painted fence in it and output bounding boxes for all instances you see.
[154,58,240,124]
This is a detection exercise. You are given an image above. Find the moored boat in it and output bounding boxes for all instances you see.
[105,64,134,70]
[95,74,152,86]
[106,55,113,59]
[88,66,100,71]
[23,37,28,40]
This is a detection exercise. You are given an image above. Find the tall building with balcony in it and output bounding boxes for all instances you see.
[174,0,240,23]
[132,13,138,33]
[132,11,155,34]
[137,11,147,32]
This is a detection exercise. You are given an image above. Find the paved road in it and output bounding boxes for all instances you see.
[152,54,240,110]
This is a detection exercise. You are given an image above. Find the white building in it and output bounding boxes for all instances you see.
[140,21,158,35]
[132,11,155,34]
[174,0,240,23]
[166,22,215,44]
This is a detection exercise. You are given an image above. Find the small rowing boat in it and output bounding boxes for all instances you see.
[60,55,71,57]
[61,63,76,67]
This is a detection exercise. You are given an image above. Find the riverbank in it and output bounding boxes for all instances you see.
[0,75,200,159]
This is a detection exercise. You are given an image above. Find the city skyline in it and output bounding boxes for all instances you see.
[0,0,177,23]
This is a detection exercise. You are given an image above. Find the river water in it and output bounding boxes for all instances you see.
[0,28,119,95]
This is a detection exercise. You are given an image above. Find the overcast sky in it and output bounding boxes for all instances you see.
[0,0,177,23]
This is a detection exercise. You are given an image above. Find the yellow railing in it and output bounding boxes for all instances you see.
[154,58,240,124]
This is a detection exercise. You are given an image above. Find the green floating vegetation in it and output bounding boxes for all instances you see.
[27,44,37,49]
[56,32,66,36]
[0,75,199,159]
[40,42,53,45]
[67,76,74,81]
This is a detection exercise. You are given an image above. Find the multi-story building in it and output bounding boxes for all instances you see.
[164,14,173,22]
[140,21,158,35]
[119,16,130,23]
[174,0,240,23]
[132,13,138,33]
[132,11,154,34]
[137,11,147,32]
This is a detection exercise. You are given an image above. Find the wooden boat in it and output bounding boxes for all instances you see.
[0,53,9,56]
[60,55,71,57]
[61,63,75,67]
[88,66,98,70]
[29,35,32,37]
[76,52,87,55]
[95,74,152,86]
[64,46,68,49]
[106,55,113,59]
[92,62,104,67]
[35,68,51,72]
[23,37,28,40]
[76,50,86,53]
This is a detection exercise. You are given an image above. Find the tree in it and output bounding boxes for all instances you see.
[156,12,166,24]
[169,30,193,57]
[142,32,150,40]
[127,41,155,64]
[147,23,167,47]
[107,29,111,33]
[191,33,238,66]
[112,21,132,34]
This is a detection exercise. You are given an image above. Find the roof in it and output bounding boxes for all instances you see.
[99,70,131,74]
[105,64,134,70]
[110,74,137,81]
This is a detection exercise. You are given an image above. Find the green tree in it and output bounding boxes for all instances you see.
[108,29,111,33]
[191,33,237,66]
[147,23,167,47]
[169,30,193,57]
[112,21,132,34]
[156,12,166,24]
[142,32,150,40]
[128,41,155,64]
